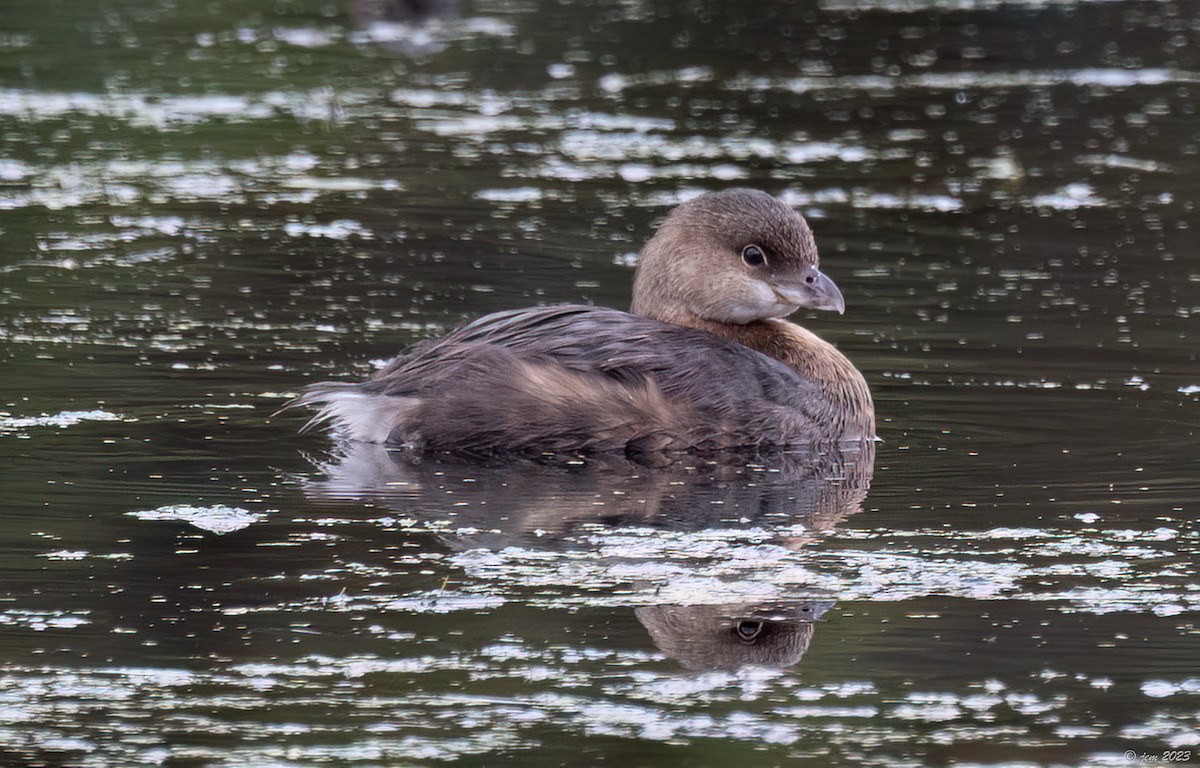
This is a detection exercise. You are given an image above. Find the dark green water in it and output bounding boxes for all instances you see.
[1,0,1198,765]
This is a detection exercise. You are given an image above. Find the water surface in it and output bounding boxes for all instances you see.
[1,0,1197,765]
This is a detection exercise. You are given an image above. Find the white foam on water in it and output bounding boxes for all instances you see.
[0,409,121,432]
[127,504,269,534]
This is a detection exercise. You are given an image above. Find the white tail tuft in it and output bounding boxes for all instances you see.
[295,385,418,444]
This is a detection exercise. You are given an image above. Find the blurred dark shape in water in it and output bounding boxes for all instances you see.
[349,0,462,54]
[303,441,871,669]
[302,440,875,545]
[636,601,834,671]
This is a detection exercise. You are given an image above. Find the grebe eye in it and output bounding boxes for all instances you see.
[741,245,766,267]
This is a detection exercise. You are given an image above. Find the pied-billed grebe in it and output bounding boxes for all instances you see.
[296,189,875,453]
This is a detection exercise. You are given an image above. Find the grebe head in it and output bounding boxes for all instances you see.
[630,189,845,325]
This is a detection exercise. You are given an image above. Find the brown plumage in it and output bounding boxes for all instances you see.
[295,188,875,454]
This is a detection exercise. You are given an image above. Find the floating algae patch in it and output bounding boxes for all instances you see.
[0,409,121,434]
[0,642,1183,766]
[127,504,270,534]
[433,517,1198,615]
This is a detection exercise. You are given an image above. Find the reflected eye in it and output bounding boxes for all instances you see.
[741,245,767,267]
[734,620,765,642]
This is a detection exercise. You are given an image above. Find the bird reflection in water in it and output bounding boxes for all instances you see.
[636,601,835,671]
[302,440,873,671]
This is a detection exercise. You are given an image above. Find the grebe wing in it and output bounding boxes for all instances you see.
[300,305,832,452]
[365,304,822,413]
